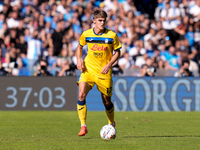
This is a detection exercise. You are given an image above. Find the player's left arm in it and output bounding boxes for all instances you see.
[101,49,121,75]
[101,33,122,74]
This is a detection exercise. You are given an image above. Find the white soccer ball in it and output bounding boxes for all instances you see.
[100,125,116,140]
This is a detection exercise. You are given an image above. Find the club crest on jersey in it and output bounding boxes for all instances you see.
[91,44,107,51]
[105,39,108,44]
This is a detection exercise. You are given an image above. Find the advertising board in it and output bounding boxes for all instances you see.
[0,77,77,110]
[86,77,200,111]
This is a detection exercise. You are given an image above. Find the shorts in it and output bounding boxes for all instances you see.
[78,71,113,97]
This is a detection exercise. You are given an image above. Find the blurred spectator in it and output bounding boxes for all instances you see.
[0,13,5,29]
[160,1,178,45]
[0,47,5,63]
[157,29,172,47]
[185,25,195,47]
[154,0,165,22]
[4,46,22,76]
[56,43,76,76]
[33,11,41,31]
[16,20,25,38]
[146,57,157,74]
[51,13,59,30]
[0,4,9,19]
[146,57,154,67]
[40,31,52,52]
[16,34,27,59]
[27,29,42,70]
[7,11,19,29]
[22,4,34,21]
[5,46,22,67]
[46,47,57,68]
[157,58,166,70]
[184,38,198,63]
[173,15,189,43]
[49,20,66,56]
[56,59,76,76]
[139,64,149,77]
[57,44,72,67]
[0,0,198,77]
[189,0,200,22]
[44,21,53,34]
[139,63,156,77]
[24,28,32,43]
[179,0,189,17]
[78,0,88,8]
[168,0,183,27]
[37,14,45,31]
[143,28,156,50]
[33,58,52,76]
[129,40,146,62]
[118,51,135,70]
[146,66,156,77]
[174,59,194,77]
[0,22,7,39]
[0,58,7,76]
[57,0,67,14]
[165,46,181,70]
[120,31,129,48]
[50,3,59,19]
[194,20,200,45]
[9,28,18,47]
[135,53,149,68]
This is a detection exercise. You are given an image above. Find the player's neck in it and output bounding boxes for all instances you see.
[93,27,105,35]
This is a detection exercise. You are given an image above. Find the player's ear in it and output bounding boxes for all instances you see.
[93,19,96,24]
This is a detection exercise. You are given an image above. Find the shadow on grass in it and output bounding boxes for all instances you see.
[83,137,92,139]
[79,137,92,140]
[122,135,200,138]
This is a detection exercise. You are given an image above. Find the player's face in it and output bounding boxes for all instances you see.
[93,17,106,31]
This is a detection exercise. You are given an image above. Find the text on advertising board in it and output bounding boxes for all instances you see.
[112,77,200,111]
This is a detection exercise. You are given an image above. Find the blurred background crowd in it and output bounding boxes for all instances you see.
[0,0,199,77]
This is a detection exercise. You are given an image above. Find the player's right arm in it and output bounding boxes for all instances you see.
[76,44,84,72]
[76,31,87,72]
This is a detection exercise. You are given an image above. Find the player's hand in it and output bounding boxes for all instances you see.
[77,59,85,72]
[101,64,111,74]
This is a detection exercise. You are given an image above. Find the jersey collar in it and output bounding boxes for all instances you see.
[93,28,106,35]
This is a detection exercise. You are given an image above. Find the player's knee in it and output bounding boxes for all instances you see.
[78,92,86,101]
[104,101,112,108]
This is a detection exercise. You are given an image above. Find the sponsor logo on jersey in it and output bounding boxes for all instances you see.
[91,44,107,51]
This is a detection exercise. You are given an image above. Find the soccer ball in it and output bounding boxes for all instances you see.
[100,125,116,140]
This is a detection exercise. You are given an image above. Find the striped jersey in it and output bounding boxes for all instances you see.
[79,28,121,79]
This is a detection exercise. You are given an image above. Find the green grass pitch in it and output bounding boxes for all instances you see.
[0,111,200,150]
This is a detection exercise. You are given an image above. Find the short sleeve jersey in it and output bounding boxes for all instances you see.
[79,28,121,79]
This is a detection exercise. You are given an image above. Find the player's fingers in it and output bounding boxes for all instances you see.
[77,66,83,72]
[101,70,108,74]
